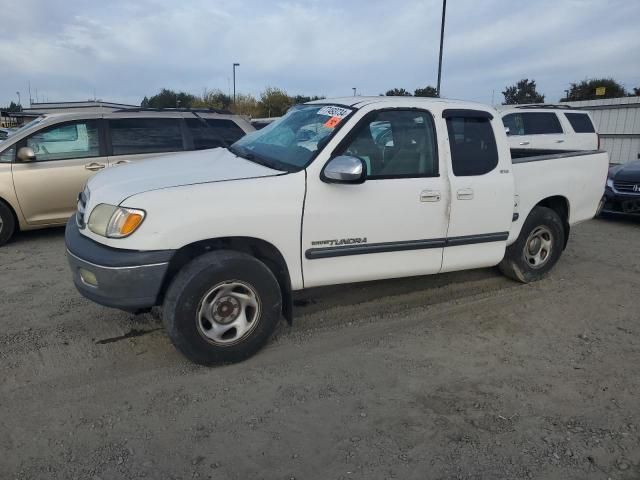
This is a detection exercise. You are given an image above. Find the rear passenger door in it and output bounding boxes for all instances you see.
[442,110,514,272]
[504,112,565,153]
[106,117,185,166]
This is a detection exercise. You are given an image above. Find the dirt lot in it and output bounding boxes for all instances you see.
[1,216,639,480]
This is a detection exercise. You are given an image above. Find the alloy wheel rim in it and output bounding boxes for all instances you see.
[196,280,261,345]
[524,226,553,269]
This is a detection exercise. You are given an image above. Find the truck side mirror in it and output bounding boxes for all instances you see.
[17,146,36,162]
[321,155,366,184]
[504,127,510,136]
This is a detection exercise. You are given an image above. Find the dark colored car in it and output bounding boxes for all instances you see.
[603,160,640,215]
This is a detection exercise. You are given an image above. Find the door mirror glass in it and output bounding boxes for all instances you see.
[17,146,36,162]
[322,155,366,184]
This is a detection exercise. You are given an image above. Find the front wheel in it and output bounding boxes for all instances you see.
[0,201,16,247]
[499,206,565,283]
[163,250,282,365]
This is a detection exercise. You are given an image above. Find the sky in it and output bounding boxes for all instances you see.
[1,0,639,107]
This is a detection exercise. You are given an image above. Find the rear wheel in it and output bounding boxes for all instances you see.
[163,250,282,365]
[499,206,565,283]
[0,201,16,247]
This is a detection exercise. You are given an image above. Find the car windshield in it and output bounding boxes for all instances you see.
[9,116,46,137]
[230,104,354,171]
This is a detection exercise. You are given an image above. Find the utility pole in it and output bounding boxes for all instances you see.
[352,87,357,96]
[28,81,32,106]
[436,0,447,98]
[233,63,240,104]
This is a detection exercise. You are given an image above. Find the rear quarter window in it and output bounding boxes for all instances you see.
[565,113,595,133]
[185,118,246,150]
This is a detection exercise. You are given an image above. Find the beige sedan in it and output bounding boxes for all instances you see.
[0,110,253,245]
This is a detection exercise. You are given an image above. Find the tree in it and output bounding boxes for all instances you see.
[230,93,261,117]
[414,86,438,97]
[560,78,627,101]
[385,88,412,97]
[140,96,150,108]
[142,88,196,108]
[291,94,325,104]
[258,87,294,117]
[192,89,232,110]
[8,101,22,112]
[631,87,639,96]
[502,79,545,105]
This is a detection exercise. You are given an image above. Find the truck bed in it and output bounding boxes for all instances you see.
[508,149,609,244]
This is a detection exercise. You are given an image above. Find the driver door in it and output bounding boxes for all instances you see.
[12,119,106,225]
[302,108,450,288]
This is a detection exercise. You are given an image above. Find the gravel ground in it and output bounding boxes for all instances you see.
[1,216,639,480]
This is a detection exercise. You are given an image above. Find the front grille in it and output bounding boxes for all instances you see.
[76,187,89,228]
[613,181,640,194]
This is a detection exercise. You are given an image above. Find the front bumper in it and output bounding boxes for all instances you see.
[602,187,640,215]
[65,218,174,312]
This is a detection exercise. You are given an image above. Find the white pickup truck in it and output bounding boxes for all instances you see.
[65,97,608,365]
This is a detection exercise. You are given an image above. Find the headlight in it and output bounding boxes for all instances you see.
[606,177,614,189]
[88,204,145,238]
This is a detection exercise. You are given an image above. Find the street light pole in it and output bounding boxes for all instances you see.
[16,91,21,106]
[436,0,447,98]
[352,87,356,96]
[233,63,240,104]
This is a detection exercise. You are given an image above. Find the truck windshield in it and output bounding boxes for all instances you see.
[230,104,354,171]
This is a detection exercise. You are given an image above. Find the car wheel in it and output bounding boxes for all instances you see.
[163,250,282,365]
[499,206,565,283]
[0,201,16,247]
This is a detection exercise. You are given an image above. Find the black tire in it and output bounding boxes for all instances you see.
[163,250,282,365]
[499,206,565,283]
[0,201,16,247]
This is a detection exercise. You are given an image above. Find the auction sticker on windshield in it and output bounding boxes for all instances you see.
[324,116,342,128]
[317,106,351,119]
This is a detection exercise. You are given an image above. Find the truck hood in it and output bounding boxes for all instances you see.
[86,148,281,205]
[611,160,640,182]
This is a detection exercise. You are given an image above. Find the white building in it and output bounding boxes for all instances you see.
[564,96,640,165]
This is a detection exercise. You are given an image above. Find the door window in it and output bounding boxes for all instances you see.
[185,118,246,150]
[26,121,100,161]
[109,118,183,155]
[337,110,438,178]
[0,145,15,163]
[446,116,498,176]
[502,112,563,135]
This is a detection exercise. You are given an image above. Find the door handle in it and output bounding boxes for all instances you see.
[457,188,474,200]
[84,162,106,171]
[420,190,441,202]
[114,160,131,165]
[555,139,565,143]
[519,141,530,146]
